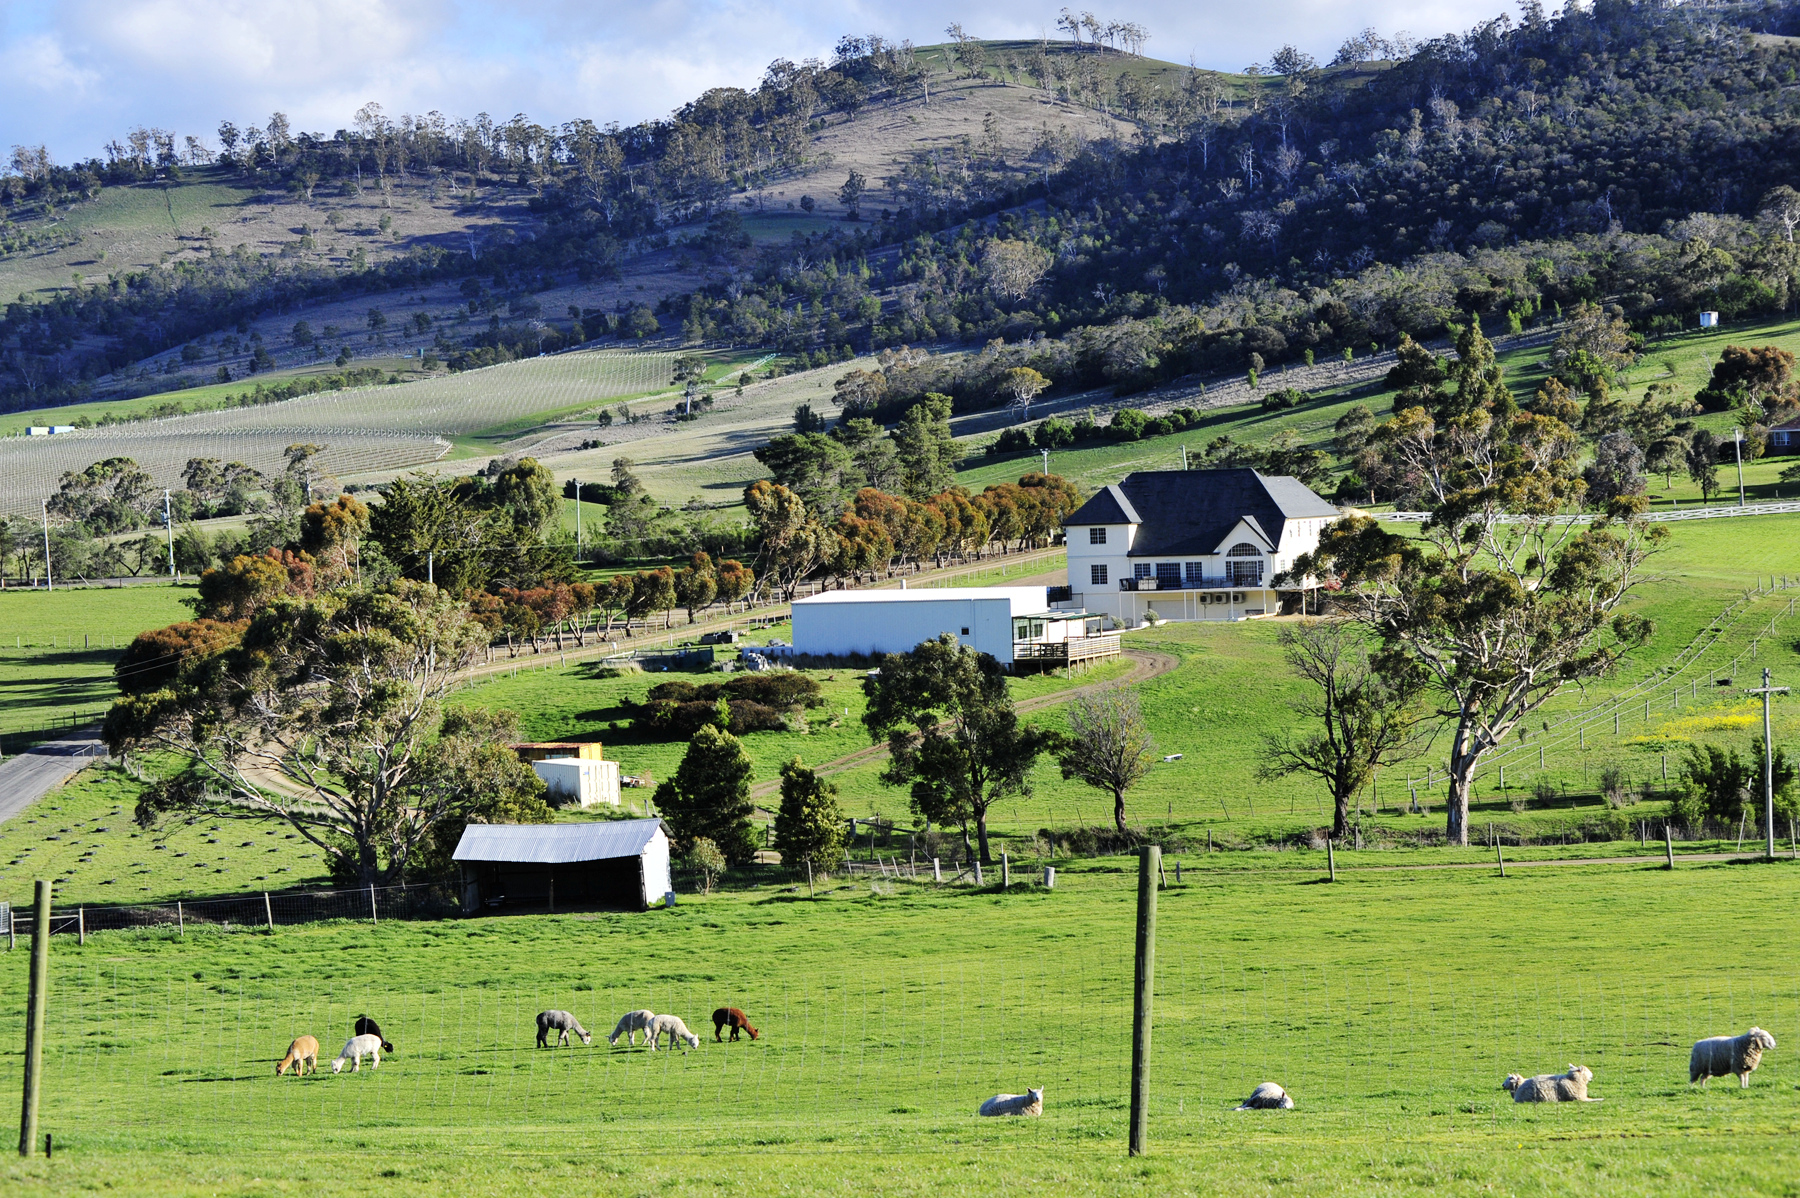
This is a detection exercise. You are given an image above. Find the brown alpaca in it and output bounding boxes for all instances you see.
[713,1007,760,1041]
[277,1035,319,1077]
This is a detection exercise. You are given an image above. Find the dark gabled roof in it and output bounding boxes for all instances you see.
[1065,483,1141,525]
[1772,414,1800,432]
[1064,469,1338,558]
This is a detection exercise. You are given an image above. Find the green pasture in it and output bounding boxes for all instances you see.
[2,852,1798,1195]
[0,584,195,740]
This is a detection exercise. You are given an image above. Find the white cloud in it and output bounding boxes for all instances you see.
[1,0,1512,163]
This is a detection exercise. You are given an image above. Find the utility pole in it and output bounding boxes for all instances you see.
[1040,449,1049,476]
[1128,845,1159,1156]
[1747,668,1789,859]
[40,501,50,593]
[163,490,175,578]
[574,478,582,558]
[18,880,50,1157]
[1733,427,1746,507]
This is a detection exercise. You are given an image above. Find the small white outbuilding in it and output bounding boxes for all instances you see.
[790,586,1058,666]
[452,820,673,913]
[531,757,621,807]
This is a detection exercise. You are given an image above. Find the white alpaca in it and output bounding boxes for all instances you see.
[1691,1027,1776,1088]
[978,1087,1043,1116]
[608,1009,656,1047]
[1235,1082,1294,1110]
[1503,1064,1601,1102]
[646,1014,700,1050]
[331,1033,385,1074]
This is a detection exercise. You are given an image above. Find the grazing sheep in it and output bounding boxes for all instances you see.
[1690,1027,1776,1088]
[646,1013,701,1051]
[354,1015,395,1053]
[978,1088,1044,1117]
[1234,1082,1294,1110]
[276,1035,319,1077]
[608,1009,656,1047]
[1502,1065,1601,1103]
[712,1007,760,1042]
[537,1010,593,1048]
[331,1033,385,1074]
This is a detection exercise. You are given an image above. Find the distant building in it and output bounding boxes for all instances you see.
[452,819,672,912]
[1770,414,1800,453]
[509,742,619,807]
[789,586,1117,669]
[1699,311,1720,328]
[1059,469,1340,625]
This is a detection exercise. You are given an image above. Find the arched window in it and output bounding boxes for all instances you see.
[1226,542,1261,558]
[1225,542,1264,585]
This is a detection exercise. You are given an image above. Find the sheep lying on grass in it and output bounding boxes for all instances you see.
[1690,1027,1776,1088]
[978,1088,1044,1116]
[609,1010,656,1047]
[646,1014,700,1051]
[276,1035,318,1077]
[331,1033,385,1074]
[537,1010,592,1047]
[1503,1065,1601,1102]
[1234,1082,1294,1110]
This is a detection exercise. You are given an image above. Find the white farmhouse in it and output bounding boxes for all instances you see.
[1058,468,1340,625]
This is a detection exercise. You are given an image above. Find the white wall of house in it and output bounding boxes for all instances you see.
[1062,516,1333,625]
[791,587,1049,664]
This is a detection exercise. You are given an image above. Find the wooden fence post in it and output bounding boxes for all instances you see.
[1001,853,1009,889]
[1128,846,1159,1157]
[1326,839,1336,882]
[77,907,84,946]
[1042,866,1055,889]
[18,880,50,1157]
[176,900,183,935]
[931,858,941,884]
[369,885,378,925]
[263,892,274,931]
[1496,841,1506,878]
[1665,824,1675,870]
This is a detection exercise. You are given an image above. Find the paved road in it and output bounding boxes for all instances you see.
[0,728,105,825]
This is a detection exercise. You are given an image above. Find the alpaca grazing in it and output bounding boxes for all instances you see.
[1503,1065,1601,1102]
[331,1033,385,1074]
[646,1014,701,1050]
[537,1010,593,1047]
[609,1009,657,1047]
[712,1007,759,1042]
[1235,1082,1295,1110]
[978,1088,1044,1117]
[276,1035,319,1077]
[1690,1027,1777,1088]
[354,1015,395,1053]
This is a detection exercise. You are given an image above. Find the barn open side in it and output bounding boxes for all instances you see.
[452,820,673,914]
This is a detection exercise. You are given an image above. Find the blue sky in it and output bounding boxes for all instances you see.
[2,0,1508,163]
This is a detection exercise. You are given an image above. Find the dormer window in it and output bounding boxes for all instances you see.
[1088,527,1107,545]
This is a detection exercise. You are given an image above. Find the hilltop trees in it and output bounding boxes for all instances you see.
[1290,321,1662,846]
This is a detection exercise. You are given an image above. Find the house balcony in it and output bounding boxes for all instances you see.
[1012,634,1122,671]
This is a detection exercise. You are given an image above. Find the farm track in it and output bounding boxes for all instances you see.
[746,647,1179,802]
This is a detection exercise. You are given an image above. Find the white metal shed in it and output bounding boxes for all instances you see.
[789,586,1051,665]
[452,820,672,913]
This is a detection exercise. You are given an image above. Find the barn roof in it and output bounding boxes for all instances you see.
[452,819,666,864]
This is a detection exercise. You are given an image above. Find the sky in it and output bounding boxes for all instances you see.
[2,0,1511,164]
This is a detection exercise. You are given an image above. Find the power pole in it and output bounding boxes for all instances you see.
[18,880,50,1157]
[1040,449,1049,476]
[574,478,583,558]
[1733,427,1746,507]
[1128,845,1159,1156]
[1747,668,1789,859]
[163,490,175,578]
[40,501,50,593]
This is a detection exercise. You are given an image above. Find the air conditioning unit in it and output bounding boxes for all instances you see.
[1231,592,1246,603]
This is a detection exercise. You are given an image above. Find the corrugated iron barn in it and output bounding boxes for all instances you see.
[451,820,673,913]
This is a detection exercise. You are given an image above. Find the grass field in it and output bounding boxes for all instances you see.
[0,852,1796,1195]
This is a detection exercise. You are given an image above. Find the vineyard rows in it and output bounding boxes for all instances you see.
[1,349,680,518]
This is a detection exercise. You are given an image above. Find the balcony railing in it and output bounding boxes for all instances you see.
[1013,634,1122,663]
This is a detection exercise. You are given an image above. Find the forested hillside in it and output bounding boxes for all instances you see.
[5,1,1800,418]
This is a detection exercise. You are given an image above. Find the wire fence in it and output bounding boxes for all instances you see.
[4,882,454,942]
[0,948,1789,1150]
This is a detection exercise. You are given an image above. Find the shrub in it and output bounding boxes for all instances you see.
[1532,775,1559,809]
[1600,763,1634,808]
[1261,387,1304,411]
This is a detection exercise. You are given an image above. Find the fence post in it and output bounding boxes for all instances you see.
[1326,839,1336,882]
[973,859,984,886]
[18,880,50,1158]
[6,905,12,952]
[1128,845,1159,1157]
[1496,841,1506,878]
[931,858,941,884]
[1042,866,1055,889]
[263,892,273,931]
[1001,853,1009,889]
[77,908,84,946]
[176,901,183,935]
[1665,824,1675,870]
[369,885,378,925]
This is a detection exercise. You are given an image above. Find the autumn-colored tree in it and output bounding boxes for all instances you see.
[114,619,245,695]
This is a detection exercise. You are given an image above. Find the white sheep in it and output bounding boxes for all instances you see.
[1690,1027,1776,1088]
[537,1010,592,1048]
[608,1009,656,1047]
[1502,1064,1601,1103]
[646,1013,700,1051]
[978,1087,1044,1116]
[1234,1082,1294,1110]
[331,1033,385,1074]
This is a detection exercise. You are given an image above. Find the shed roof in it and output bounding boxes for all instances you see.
[1064,469,1337,557]
[453,819,665,864]
[792,586,1047,605]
